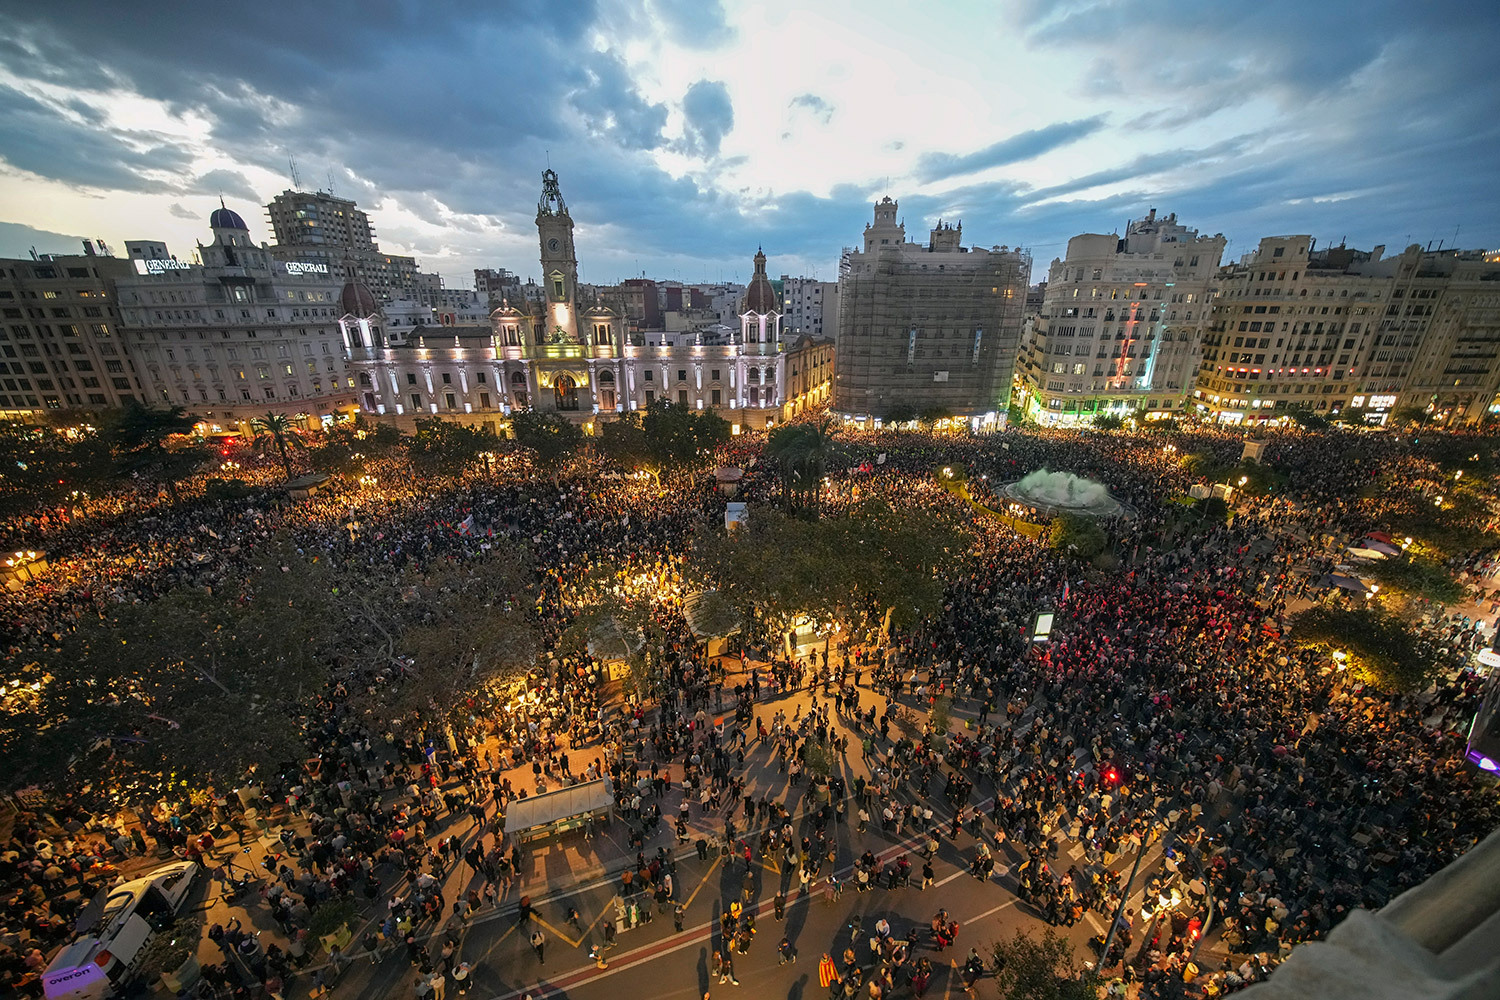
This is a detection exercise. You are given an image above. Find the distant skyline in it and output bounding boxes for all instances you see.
[1,1,1496,287]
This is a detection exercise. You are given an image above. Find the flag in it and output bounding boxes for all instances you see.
[1061,579,1070,605]
[457,514,476,536]
[819,954,840,988]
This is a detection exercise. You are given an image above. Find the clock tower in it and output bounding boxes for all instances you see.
[536,169,580,344]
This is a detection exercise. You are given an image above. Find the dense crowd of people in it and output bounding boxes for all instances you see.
[0,419,1497,999]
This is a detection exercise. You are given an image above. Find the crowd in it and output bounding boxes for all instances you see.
[0,419,1497,1000]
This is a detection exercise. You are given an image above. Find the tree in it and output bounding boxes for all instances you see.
[919,405,954,425]
[989,928,1102,1000]
[511,410,583,475]
[108,402,207,502]
[1293,411,1330,430]
[884,402,918,425]
[4,541,340,799]
[1048,512,1106,560]
[0,422,115,519]
[1390,405,1432,427]
[599,401,729,483]
[308,419,406,476]
[405,417,500,478]
[765,417,839,514]
[1289,605,1440,694]
[384,553,541,729]
[1367,554,1465,605]
[690,499,970,635]
[251,412,301,480]
[1092,413,1124,430]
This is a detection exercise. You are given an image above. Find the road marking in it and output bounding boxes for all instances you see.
[531,914,580,949]
[964,897,1020,923]
[682,854,723,910]
[934,870,965,889]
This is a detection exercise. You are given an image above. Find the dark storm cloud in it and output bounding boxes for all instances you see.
[0,0,1496,280]
[189,169,259,203]
[916,116,1107,182]
[679,80,734,157]
[0,221,90,257]
[0,83,193,192]
[569,53,670,151]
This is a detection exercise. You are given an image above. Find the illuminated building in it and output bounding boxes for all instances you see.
[1015,209,1225,425]
[116,204,358,431]
[347,170,832,431]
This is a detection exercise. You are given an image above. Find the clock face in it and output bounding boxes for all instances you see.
[547,238,560,253]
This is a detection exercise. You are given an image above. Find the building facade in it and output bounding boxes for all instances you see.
[348,170,824,433]
[0,249,142,416]
[116,206,358,432]
[1015,210,1225,425]
[780,276,839,340]
[834,197,1029,427]
[265,189,419,303]
[1196,238,1394,424]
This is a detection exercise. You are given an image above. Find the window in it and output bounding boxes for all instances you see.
[445,392,456,409]
[479,391,491,408]
[407,373,418,385]
[711,369,720,381]
[677,389,688,405]
[677,369,687,382]
[711,389,721,405]
[441,372,451,384]
[411,393,422,411]
[644,370,653,383]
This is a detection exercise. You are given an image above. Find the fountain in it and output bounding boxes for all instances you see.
[997,469,1131,518]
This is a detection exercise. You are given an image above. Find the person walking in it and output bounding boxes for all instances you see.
[529,928,546,964]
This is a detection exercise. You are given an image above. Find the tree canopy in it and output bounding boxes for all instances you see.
[405,417,501,477]
[989,928,1102,1000]
[690,499,970,633]
[4,542,340,801]
[511,410,583,472]
[765,417,839,513]
[596,401,728,481]
[1048,512,1107,560]
[1289,604,1440,694]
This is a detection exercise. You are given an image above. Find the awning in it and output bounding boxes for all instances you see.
[1346,547,1388,561]
[1360,539,1400,555]
[1320,573,1369,592]
[502,778,614,835]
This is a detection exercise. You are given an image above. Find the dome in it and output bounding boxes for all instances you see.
[209,206,248,231]
[742,247,778,314]
[339,281,379,316]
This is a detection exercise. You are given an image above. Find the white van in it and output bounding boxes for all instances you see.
[43,861,199,997]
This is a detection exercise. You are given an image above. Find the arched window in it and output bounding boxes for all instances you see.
[554,373,579,411]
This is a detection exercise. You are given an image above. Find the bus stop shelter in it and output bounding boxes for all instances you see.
[502,778,614,844]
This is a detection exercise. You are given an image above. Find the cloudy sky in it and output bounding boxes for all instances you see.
[0,1,1495,288]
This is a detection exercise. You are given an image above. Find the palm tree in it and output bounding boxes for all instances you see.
[251,412,300,480]
[765,417,840,515]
